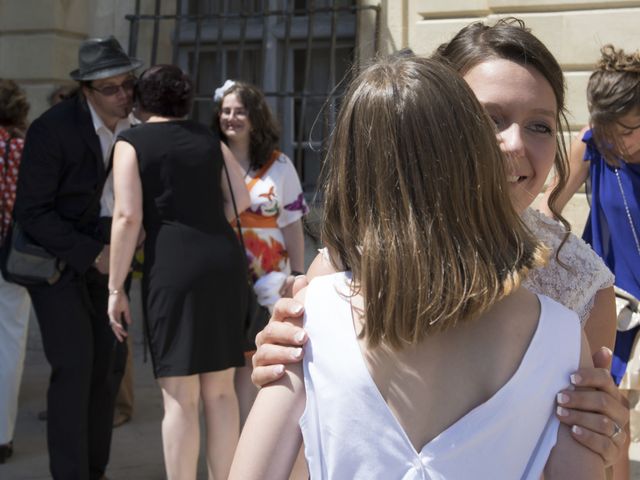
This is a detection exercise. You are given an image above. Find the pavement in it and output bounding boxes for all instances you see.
[3,194,640,479]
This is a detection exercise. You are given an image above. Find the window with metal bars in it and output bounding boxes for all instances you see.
[125,0,380,196]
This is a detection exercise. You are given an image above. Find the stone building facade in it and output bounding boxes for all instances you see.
[1,0,638,228]
[2,1,638,124]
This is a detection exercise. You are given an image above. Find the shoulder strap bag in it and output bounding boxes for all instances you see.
[3,159,112,287]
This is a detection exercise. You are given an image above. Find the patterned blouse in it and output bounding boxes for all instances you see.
[237,150,308,282]
[0,126,24,244]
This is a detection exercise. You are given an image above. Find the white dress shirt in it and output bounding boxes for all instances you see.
[86,101,132,217]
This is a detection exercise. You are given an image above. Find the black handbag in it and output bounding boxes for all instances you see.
[222,160,271,352]
[3,222,66,285]
[3,154,111,287]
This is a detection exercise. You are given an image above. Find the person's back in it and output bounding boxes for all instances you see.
[119,120,227,234]
[229,55,604,480]
[300,271,584,478]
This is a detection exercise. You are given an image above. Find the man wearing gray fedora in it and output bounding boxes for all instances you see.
[13,36,142,479]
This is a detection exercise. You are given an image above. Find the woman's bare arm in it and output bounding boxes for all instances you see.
[229,290,308,480]
[545,331,605,479]
[583,287,616,356]
[108,141,143,341]
[281,220,305,274]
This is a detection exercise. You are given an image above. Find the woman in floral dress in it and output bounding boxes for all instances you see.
[214,80,308,425]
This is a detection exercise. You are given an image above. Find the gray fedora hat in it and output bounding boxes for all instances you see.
[70,36,143,81]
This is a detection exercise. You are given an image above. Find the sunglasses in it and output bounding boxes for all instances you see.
[89,78,136,97]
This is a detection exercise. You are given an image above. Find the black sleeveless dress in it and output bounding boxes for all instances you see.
[118,120,247,377]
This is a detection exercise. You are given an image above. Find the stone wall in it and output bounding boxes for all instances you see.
[0,0,175,120]
[358,0,640,131]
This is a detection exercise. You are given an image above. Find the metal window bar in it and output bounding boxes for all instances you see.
[295,0,315,177]
[125,1,380,193]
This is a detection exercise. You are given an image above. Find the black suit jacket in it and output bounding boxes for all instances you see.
[14,95,110,277]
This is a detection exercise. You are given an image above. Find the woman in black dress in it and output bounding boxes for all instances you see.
[107,65,250,480]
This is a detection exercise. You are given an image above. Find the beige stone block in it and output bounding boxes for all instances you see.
[565,71,590,128]
[409,19,479,56]
[409,9,640,67]
[412,0,490,18]
[21,83,63,123]
[489,0,640,13]
[0,34,82,80]
[489,10,640,69]
[0,0,87,35]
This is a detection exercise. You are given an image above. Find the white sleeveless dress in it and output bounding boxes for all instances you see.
[299,273,582,479]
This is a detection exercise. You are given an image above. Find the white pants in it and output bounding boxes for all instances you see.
[0,273,31,444]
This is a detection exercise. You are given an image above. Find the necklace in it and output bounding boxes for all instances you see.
[614,167,640,256]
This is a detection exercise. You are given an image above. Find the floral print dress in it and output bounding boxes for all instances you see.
[238,150,308,282]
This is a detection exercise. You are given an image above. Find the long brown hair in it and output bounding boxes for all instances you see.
[321,56,547,349]
[588,45,640,166]
[434,17,571,240]
[214,81,280,170]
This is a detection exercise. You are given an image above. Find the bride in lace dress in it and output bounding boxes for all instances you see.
[251,18,627,470]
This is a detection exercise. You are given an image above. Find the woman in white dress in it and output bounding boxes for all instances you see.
[230,55,603,479]
[251,18,628,469]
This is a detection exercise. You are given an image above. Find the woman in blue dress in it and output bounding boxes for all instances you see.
[543,44,640,480]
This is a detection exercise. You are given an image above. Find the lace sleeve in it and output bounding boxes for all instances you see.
[522,208,614,325]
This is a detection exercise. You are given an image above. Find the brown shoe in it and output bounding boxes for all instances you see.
[113,411,131,428]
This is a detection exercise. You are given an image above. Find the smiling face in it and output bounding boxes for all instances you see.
[219,92,252,146]
[463,59,558,213]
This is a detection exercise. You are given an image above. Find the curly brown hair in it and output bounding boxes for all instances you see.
[135,65,193,118]
[0,79,29,133]
[213,81,280,171]
[588,45,640,165]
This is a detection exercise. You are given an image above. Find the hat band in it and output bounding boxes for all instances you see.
[79,59,136,76]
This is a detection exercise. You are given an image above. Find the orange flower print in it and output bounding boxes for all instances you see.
[259,186,276,202]
[260,237,287,273]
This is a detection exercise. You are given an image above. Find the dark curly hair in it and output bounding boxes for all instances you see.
[0,79,29,132]
[213,81,280,170]
[135,65,193,118]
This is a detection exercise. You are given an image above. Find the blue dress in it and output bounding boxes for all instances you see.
[582,129,640,384]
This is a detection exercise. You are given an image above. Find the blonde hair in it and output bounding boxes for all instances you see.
[588,45,640,166]
[321,56,547,349]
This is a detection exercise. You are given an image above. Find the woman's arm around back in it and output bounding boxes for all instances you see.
[544,331,605,479]
[228,288,308,480]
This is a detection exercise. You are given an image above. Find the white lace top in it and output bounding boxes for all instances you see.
[521,208,613,325]
[318,207,614,326]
